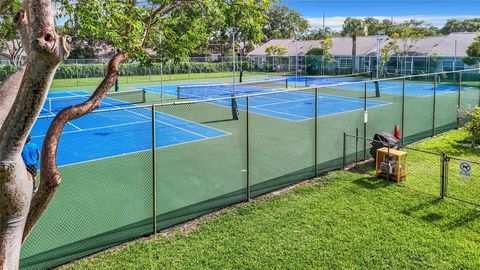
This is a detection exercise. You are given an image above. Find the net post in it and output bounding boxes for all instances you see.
[432,74,437,137]
[142,89,146,103]
[457,72,462,129]
[151,105,157,234]
[246,96,251,201]
[343,132,347,170]
[314,87,318,177]
[285,78,288,89]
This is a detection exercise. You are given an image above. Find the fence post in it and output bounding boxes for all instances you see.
[363,82,367,160]
[432,74,437,137]
[246,96,251,201]
[457,72,462,129]
[314,88,318,177]
[355,128,358,164]
[440,152,445,199]
[343,132,347,169]
[401,79,406,145]
[151,105,157,234]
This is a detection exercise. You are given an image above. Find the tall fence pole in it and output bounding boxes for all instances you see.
[314,87,318,177]
[440,152,446,199]
[457,72,462,129]
[151,105,157,234]
[401,78,406,145]
[432,74,437,137]
[363,82,367,159]
[246,96,251,201]
[343,132,347,169]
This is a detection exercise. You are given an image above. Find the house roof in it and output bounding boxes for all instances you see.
[247,39,322,57]
[248,32,479,58]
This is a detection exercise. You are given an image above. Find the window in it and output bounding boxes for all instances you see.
[339,58,352,68]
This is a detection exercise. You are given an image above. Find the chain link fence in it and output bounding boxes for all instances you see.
[17,68,480,269]
[4,55,479,86]
[344,134,480,206]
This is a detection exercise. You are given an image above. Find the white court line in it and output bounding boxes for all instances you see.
[71,91,226,138]
[31,120,152,139]
[57,133,231,168]
[72,90,229,135]
[41,91,230,139]
[296,102,393,122]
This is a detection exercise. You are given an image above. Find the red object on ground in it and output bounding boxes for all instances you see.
[394,125,401,140]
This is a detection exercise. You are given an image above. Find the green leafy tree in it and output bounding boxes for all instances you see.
[0,0,23,66]
[379,41,398,76]
[305,37,335,75]
[341,17,366,73]
[441,19,466,34]
[0,0,275,267]
[463,35,480,66]
[262,5,309,40]
[391,28,424,75]
[364,17,381,35]
[464,107,480,147]
[304,27,335,40]
[265,44,288,56]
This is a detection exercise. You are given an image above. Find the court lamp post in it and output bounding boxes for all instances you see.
[375,32,383,79]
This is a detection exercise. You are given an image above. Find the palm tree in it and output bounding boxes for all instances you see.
[341,18,367,74]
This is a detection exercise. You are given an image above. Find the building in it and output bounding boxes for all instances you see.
[247,32,479,75]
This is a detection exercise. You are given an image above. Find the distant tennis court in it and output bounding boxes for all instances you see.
[32,91,228,166]
[144,78,387,121]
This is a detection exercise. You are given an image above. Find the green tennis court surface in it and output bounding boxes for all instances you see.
[19,74,480,270]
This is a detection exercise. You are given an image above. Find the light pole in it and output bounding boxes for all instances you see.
[294,36,298,87]
[158,35,164,102]
[232,28,236,96]
[375,32,383,79]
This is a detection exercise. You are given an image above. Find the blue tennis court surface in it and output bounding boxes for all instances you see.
[144,81,387,121]
[212,91,387,121]
[295,76,463,97]
[32,91,229,166]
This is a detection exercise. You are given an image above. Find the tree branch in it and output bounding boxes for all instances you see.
[23,52,128,241]
[0,66,26,128]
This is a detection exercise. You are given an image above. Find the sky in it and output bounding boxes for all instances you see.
[281,0,480,31]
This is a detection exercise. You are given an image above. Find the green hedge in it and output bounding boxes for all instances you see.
[0,64,16,81]
[54,62,254,79]
[1,61,256,82]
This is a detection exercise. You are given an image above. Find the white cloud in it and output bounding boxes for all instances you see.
[307,15,479,31]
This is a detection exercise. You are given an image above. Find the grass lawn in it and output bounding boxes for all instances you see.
[63,129,480,270]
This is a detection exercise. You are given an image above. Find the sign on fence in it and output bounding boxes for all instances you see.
[459,160,473,179]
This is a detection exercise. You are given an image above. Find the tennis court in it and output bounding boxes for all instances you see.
[211,91,387,121]
[299,76,463,97]
[145,78,388,121]
[32,91,229,166]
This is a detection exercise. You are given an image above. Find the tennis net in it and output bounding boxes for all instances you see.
[43,90,146,113]
[176,78,288,99]
[287,72,371,87]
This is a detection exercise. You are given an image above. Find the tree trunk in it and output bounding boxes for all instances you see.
[23,52,127,241]
[0,0,71,267]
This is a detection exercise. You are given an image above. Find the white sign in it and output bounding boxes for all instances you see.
[459,160,473,179]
